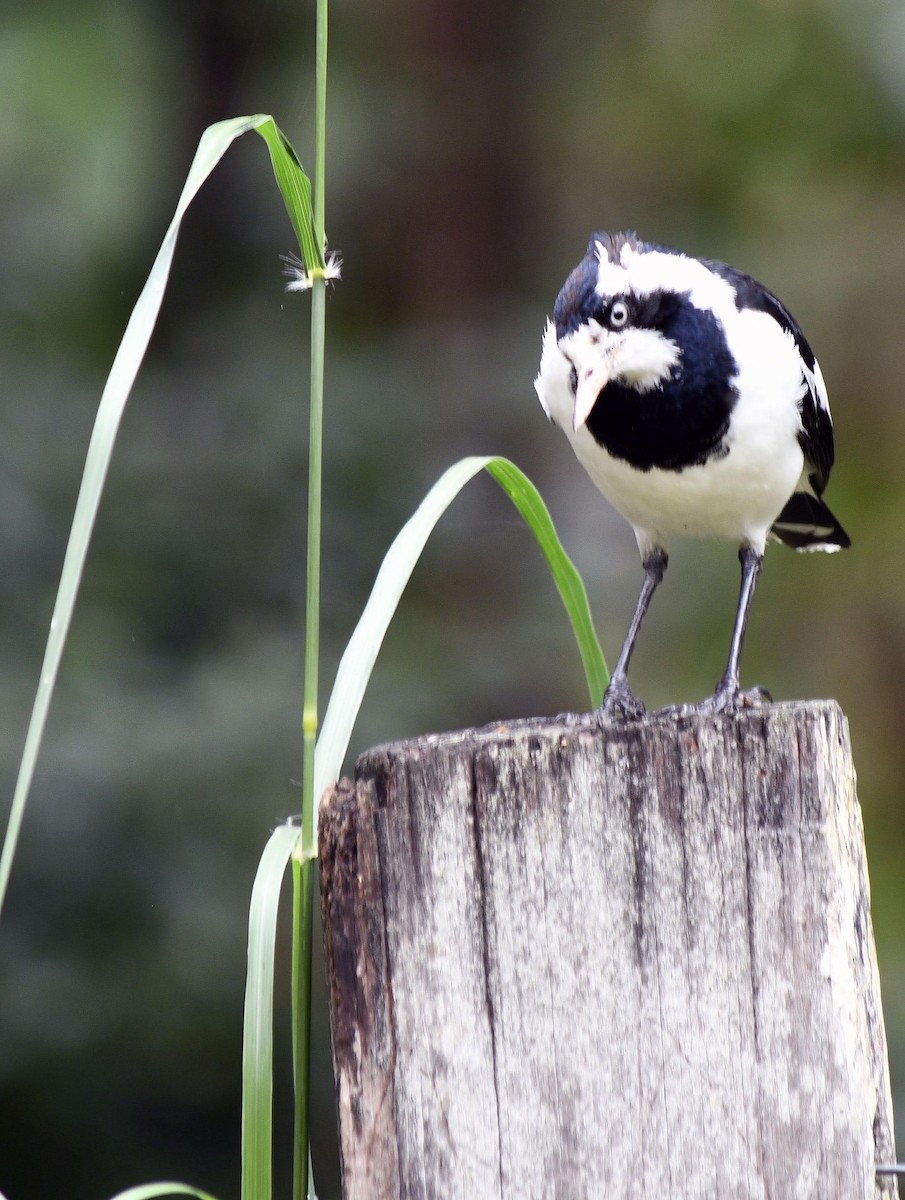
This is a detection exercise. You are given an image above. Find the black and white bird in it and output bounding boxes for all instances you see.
[534,231,849,716]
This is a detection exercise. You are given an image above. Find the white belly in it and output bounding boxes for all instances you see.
[566,388,804,556]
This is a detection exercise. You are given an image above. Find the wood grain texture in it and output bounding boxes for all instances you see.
[319,700,897,1199]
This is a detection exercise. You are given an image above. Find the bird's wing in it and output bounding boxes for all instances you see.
[705,259,835,495]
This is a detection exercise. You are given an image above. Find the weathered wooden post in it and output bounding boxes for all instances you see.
[319,700,898,1199]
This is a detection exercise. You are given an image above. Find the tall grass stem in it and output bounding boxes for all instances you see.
[302,277,326,856]
[292,854,315,1200]
[296,0,330,1194]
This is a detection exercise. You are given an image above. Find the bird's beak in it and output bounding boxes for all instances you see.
[566,324,680,432]
[572,352,617,432]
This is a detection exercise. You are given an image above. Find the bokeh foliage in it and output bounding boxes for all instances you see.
[2,0,905,1196]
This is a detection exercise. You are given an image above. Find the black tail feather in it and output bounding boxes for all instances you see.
[771,492,850,551]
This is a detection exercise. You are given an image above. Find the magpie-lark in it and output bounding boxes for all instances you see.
[534,231,850,716]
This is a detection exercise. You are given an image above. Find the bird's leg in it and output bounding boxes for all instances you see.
[599,548,668,719]
[699,544,770,712]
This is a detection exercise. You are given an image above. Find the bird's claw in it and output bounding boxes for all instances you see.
[597,680,647,721]
[696,684,772,714]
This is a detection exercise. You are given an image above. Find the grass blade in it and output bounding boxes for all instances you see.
[255,121,323,277]
[106,1186,219,1200]
[242,822,302,1200]
[0,115,316,922]
[484,458,608,707]
[314,455,607,808]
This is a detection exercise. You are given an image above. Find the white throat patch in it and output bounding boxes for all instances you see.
[561,321,681,394]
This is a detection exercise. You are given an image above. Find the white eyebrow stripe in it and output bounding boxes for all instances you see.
[593,242,739,317]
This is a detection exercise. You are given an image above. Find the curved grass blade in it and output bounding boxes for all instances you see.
[0,115,317,921]
[242,822,303,1200]
[107,1185,219,1200]
[484,458,608,707]
[313,455,607,814]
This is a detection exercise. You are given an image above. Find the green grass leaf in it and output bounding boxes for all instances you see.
[106,1186,219,1200]
[242,822,303,1200]
[256,120,323,276]
[484,457,608,708]
[0,115,316,922]
[314,455,607,807]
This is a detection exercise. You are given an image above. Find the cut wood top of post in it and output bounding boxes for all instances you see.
[319,698,898,1199]
[356,696,837,756]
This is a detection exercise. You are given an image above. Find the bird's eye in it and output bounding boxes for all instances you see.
[609,299,630,328]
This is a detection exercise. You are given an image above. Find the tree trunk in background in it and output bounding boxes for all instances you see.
[319,701,898,1199]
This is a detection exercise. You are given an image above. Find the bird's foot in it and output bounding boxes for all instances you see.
[597,678,647,721]
[696,683,772,715]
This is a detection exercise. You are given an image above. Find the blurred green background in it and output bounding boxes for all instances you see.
[1,0,904,1195]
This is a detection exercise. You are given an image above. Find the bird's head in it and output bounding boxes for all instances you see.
[554,233,689,431]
